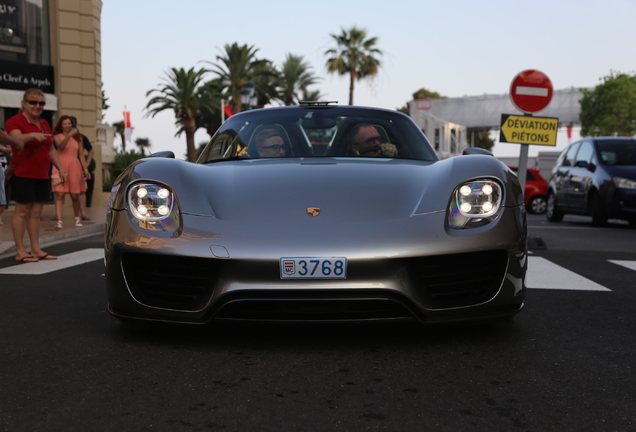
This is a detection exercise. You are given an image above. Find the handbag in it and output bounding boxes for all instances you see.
[3,164,13,185]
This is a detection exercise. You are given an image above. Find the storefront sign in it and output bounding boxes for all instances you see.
[0,60,54,93]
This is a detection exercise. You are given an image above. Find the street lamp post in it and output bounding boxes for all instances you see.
[240,82,258,110]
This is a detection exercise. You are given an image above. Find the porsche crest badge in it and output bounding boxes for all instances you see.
[306,207,321,217]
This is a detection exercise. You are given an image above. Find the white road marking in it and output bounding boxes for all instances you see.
[608,260,636,272]
[527,256,611,291]
[0,249,103,275]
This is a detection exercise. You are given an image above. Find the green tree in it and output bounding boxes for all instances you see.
[278,54,320,105]
[301,88,325,102]
[135,137,151,156]
[325,26,382,105]
[397,88,447,113]
[580,71,636,136]
[145,67,208,162]
[102,87,110,114]
[208,43,271,114]
[112,120,126,152]
[250,61,279,108]
[467,127,495,152]
[105,149,145,190]
[412,88,446,100]
[194,78,225,137]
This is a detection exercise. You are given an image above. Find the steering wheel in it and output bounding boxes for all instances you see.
[357,145,381,156]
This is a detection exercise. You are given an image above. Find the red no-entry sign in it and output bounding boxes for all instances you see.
[510,70,553,113]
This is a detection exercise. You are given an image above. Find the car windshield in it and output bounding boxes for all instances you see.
[197,106,438,163]
[596,140,636,166]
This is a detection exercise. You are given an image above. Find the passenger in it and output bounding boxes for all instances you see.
[348,123,398,157]
[255,129,287,158]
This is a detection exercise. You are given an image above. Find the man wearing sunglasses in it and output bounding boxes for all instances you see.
[255,128,287,158]
[349,123,398,158]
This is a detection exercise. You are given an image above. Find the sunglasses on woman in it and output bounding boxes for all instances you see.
[26,100,46,106]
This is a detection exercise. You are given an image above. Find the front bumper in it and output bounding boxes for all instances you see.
[105,207,527,325]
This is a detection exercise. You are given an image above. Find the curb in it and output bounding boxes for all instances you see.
[0,223,103,260]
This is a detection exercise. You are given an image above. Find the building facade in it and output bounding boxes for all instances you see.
[0,0,107,196]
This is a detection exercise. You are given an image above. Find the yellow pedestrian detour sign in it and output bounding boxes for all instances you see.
[499,114,558,146]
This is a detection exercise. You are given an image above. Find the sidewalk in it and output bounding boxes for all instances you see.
[0,199,106,259]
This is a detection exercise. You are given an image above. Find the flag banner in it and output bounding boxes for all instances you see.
[123,111,132,147]
[223,104,233,117]
[123,111,132,129]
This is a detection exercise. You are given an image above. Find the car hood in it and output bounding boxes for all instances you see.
[602,164,636,180]
[199,159,440,221]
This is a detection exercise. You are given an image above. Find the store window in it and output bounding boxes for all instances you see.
[0,0,50,65]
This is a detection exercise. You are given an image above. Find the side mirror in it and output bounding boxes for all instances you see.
[574,160,588,168]
[463,147,493,156]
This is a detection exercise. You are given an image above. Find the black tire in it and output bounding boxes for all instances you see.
[591,193,607,227]
[546,192,564,222]
[527,195,547,214]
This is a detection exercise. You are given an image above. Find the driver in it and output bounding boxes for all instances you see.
[255,129,287,158]
[349,123,398,157]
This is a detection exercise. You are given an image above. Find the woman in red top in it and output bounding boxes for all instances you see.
[5,89,67,263]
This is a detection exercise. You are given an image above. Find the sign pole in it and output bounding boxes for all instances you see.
[505,69,555,202]
[518,143,529,192]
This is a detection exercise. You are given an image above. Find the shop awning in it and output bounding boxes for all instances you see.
[0,89,58,111]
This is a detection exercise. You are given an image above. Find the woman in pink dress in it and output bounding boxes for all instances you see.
[51,116,91,229]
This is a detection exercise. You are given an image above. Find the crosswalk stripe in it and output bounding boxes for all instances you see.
[527,256,611,291]
[0,249,103,275]
[608,260,636,272]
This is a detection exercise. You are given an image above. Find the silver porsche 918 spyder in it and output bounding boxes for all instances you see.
[105,103,527,325]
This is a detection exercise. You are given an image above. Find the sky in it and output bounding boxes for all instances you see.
[101,0,636,159]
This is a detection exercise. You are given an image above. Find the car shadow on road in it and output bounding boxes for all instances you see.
[107,317,529,350]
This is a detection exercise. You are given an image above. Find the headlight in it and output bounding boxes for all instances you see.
[613,177,636,190]
[127,182,179,232]
[448,179,503,229]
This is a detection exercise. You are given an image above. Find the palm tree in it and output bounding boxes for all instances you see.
[301,88,325,103]
[251,61,279,108]
[135,137,152,156]
[112,120,126,152]
[278,54,320,105]
[145,67,208,162]
[194,78,225,137]
[325,26,382,105]
[208,43,272,114]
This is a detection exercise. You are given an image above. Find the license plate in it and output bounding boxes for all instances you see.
[280,257,347,279]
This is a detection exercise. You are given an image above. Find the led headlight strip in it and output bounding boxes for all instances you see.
[127,182,180,232]
[449,179,503,229]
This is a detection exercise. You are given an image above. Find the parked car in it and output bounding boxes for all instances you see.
[104,103,527,325]
[509,166,549,214]
[546,137,636,226]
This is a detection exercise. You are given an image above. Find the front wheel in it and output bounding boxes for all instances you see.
[528,195,547,214]
[591,194,607,227]
[546,192,563,222]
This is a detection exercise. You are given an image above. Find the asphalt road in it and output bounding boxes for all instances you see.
[0,216,634,432]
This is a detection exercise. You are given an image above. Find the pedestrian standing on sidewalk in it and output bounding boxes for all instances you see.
[70,116,94,220]
[5,89,67,263]
[51,115,90,229]
[1,132,25,225]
